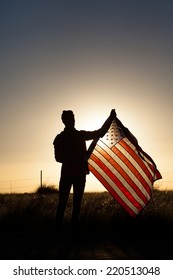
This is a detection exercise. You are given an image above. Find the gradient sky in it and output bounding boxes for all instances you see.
[1,0,173,193]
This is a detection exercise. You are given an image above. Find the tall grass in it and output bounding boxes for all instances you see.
[0,189,172,259]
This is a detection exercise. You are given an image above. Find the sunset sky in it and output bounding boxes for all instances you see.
[1,0,173,193]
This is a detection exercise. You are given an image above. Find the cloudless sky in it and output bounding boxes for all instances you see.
[1,0,173,192]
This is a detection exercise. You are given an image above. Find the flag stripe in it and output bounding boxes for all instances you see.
[93,148,146,207]
[99,140,152,196]
[88,118,162,216]
[130,143,162,181]
[111,144,152,195]
[113,143,153,191]
[95,144,150,204]
[89,161,138,217]
[90,153,144,212]
[137,146,158,172]
[119,140,153,183]
[154,169,162,181]
[120,139,154,182]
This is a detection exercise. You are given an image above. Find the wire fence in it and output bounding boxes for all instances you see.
[0,176,58,194]
[0,172,173,193]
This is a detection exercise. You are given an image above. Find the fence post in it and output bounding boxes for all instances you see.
[10,180,12,193]
[40,170,43,188]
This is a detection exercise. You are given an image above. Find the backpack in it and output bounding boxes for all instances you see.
[53,133,64,163]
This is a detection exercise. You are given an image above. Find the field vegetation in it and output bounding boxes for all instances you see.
[0,188,172,260]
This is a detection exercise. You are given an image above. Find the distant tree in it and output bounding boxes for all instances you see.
[36,184,58,194]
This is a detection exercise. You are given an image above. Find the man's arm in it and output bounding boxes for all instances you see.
[99,109,116,137]
[80,109,116,140]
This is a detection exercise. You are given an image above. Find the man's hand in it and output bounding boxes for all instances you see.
[110,109,117,120]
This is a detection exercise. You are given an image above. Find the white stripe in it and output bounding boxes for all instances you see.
[117,140,153,189]
[95,143,151,199]
[97,141,152,197]
[93,149,146,207]
[138,151,156,176]
[123,138,154,179]
[89,158,139,215]
[101,139,152,187]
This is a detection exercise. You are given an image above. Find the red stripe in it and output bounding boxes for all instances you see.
[154,169,162,180]
[120,139,153,182]
[137,150,157,178]
[90,153,144,212]
[112,144,152,195]
[96,145,149,204]
[138,151,162,181]
[89,164,137,217]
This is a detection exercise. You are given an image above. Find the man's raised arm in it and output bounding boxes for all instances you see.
[99,109,116,137]
[81,109,116,140]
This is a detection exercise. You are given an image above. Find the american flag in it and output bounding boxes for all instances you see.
[88,118,162,217]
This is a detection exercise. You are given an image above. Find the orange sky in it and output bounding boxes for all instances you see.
[1,1,173,192]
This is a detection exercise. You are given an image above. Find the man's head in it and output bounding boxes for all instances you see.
[61,110,75,128]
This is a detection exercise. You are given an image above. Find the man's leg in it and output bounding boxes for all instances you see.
[71,175,86,227]
[55,175,72,228]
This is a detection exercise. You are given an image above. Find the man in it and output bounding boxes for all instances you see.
[53,109,116,228]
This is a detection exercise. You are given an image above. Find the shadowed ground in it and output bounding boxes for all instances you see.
[0,190,172,260]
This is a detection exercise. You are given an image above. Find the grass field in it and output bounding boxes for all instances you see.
[0,189,172,260]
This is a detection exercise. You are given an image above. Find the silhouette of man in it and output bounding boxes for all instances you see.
[53,109,116,229]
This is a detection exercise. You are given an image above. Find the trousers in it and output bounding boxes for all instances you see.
[55,172,86,227]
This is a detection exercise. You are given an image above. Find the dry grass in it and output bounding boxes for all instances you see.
[0,189,172,260]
